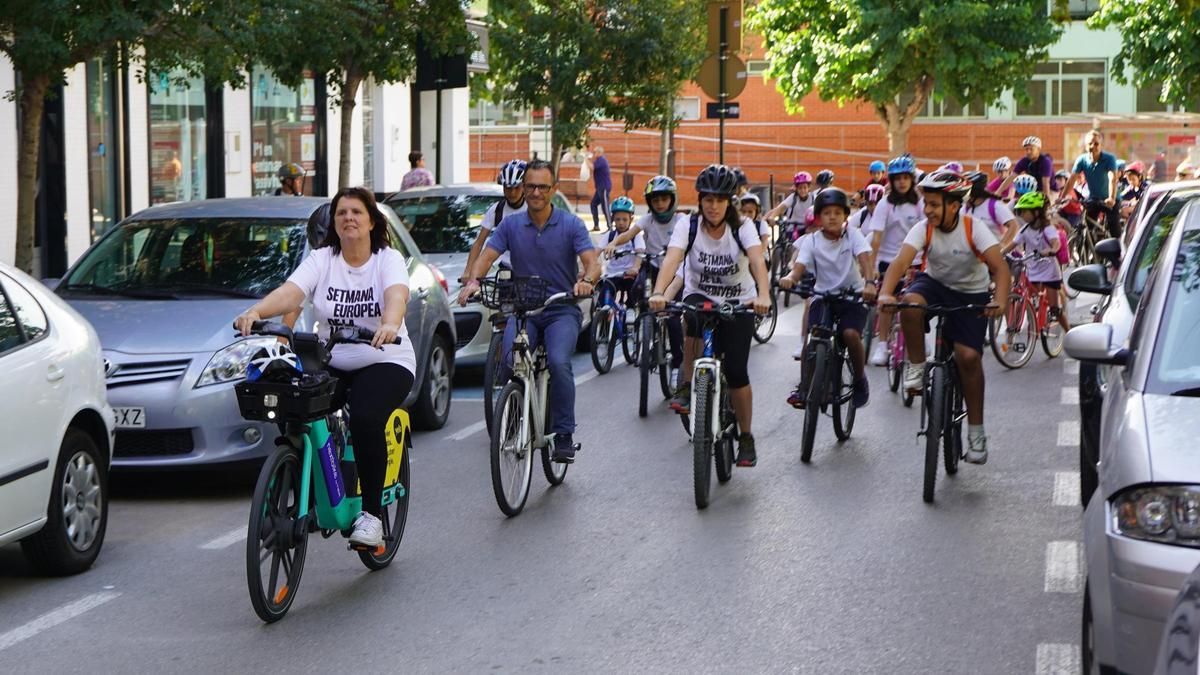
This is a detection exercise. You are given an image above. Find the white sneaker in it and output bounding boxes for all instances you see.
[903,362,924,393]
[965,435,988,465]
[869,339,889,366]
[792,342,805,360]
[349,511,383,548]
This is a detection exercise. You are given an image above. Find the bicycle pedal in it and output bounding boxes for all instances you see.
[348,542,386,555]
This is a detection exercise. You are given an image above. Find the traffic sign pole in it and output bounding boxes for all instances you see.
[719,6,727,165]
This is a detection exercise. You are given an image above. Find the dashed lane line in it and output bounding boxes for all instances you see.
[1053,472,1080,507]
[1057,420,1080,447]
[1064,359,1079,375]
[1045,541,1084,593]
[0,592,121,653]
[1035,643,1081,675]
[200,527,246,550]
[1060,387,1079,405]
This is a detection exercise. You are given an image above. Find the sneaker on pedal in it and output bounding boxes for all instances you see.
[669,382,691,414]
[552,433,577,463]
[965,435,989,465]
[852,376,870,408]
[736,433,757,467]
[904,362,924,393]
[349,512,383,548]
[787,385,806,409]
[869,340,889,366]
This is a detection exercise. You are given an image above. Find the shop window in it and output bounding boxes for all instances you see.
[86,55,119,239]
[1136,81,1200,113]
[1018,60,1106,116]
[148,70,208,204]
[251,67,318,195]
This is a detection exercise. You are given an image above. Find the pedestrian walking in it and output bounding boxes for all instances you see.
[401,151,434,190]
[588,146,613,231]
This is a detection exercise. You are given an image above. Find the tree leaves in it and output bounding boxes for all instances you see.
[1090,0,1200,107]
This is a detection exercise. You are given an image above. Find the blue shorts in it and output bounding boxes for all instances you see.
[807,297,868,336]
[904,274,990,354]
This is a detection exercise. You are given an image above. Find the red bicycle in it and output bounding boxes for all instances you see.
[989,253,1065,369]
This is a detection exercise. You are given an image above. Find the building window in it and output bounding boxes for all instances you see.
[1066,0,1100,19]
[900,89,986,118]
[251,67,318,196]
[86,56,119,240]
[1017,60,1106,117]
[747,60,769,77]
[468,94,531,127]
[148,70,208,204]
[361,81,374,189]
[1136,81,1199,113]
[674,97,700,122]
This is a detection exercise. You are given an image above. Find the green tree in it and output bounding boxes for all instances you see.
[254,0,470,190]
[748,0,1064,154]
[486,0,705,174]
[0,1,246,273]
[1089,0,1200,108]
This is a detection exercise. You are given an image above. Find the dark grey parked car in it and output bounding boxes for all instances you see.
[53,197,455,468]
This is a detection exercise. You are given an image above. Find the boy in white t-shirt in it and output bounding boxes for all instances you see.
[877,170,1011,464]
[779,188,876,410]
[602,196,645,306]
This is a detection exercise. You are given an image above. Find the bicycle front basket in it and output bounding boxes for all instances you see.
[478,276,550,313]
[235,371,339,423]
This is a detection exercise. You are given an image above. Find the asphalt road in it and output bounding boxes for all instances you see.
[0,298,1094,673]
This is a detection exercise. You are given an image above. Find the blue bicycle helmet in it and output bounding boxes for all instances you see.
[869,160,886,173]
[1013,174,1038,196]
[610,196,635,214]
[497,159,527,188]
[888,154,916,176]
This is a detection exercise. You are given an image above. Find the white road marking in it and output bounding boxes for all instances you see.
[200,527,246,550]
[445,419,487,441]
[452,397,485,402]
[1053,472,1080,507]
[1035,643,1081,675]
[574,369,602,386]
[1060,387,1079,405]
[1064,359,1079,375]
[0,592,120,652]
[1045,541,1084,593]
[1057,420,1080,447]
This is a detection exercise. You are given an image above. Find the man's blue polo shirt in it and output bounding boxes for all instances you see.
[1072,151,1118,200]
[486,205,594,295]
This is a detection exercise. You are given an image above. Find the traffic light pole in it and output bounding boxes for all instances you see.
[718,6,727,165]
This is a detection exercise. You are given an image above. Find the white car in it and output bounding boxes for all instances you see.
[0,261,114,575]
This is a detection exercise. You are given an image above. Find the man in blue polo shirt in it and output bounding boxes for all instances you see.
[1062,129,1121,238]
[458,159,601,462]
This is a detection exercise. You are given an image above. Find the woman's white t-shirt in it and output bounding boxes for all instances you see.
[794,228,872,293]
[286,246,417,374]
[868,198,925,263]
[901,216,999,294]
[668,219,761,304]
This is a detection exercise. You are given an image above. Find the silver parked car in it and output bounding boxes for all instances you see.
[382,184,579,367]
[53,197,455,469]
[1069,193,1200,675]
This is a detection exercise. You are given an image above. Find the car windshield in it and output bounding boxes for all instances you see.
[385,194,500,253]
[1149,224,1200,396]
[59,218,307,299]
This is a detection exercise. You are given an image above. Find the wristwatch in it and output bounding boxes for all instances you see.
[582,276,596,286]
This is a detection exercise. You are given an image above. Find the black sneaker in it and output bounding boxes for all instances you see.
[736,433,757,467]
[852,376,870,408]
[552,433,577,464]
[669,382,691,414]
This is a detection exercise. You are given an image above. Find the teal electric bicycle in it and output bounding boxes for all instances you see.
[233,321,411,623]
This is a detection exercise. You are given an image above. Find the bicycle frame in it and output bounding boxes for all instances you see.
[689,321,723,441]
[595,279,629,342]
[508,320,553,452]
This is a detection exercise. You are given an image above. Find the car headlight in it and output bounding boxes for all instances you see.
[1113,486,1200,547]
[196,338,276,388]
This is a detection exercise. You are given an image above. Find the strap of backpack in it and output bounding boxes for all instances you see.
[987,198,998,225]
[493,202,505,229]
[921,214,985,272]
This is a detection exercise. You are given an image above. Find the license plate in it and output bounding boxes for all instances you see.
[113,407,146,429]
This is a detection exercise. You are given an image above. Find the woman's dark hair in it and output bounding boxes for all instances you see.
[408,150,423,167]
[886,174,920,206]
[322,187,392,254]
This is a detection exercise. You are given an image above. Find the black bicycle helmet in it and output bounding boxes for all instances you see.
[695,164,739,197]
[812,187,851,215]
[815,169,835,189]
[732,166,749,187]
[963,170,989,200]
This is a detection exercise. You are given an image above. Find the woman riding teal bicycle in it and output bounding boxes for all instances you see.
[235,186,416,550]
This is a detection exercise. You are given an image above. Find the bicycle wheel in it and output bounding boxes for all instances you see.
[801,342,828,464]
[943,370,962,477]
[621,307,639,365]
[886,330,901,393]
[1068,231,1084,268]
[692,370,715,509]
[489,381,533,517]
[247,445,309,623]
[832,351,856,442]
[753,295,778,344]
[923,365,944,503]
[862,306,877,358]
[358,436,409,570]
[1041,312,1065,358]
[483,329,504,436]
[541,388,567,486]
[638,314,653,418]
[714,385,735,484]
[589,306,615,374]
[993,298,1037,370]
[657,322,673,399]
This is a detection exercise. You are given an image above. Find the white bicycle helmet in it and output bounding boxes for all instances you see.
[993,156,1012,172]
[246,342,303,382]
[917,169,972,200]
[1013,174,1038,195]
[1022,135,1042,148]
[497,159,527,188]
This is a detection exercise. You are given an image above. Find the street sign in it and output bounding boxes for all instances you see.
[696,53,747,100]
[706,102,740,119]
[706,1,743,54]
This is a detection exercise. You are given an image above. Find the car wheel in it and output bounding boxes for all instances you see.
[20,428,108,576]
[1079,362,1103,508]
[412,333,453,430]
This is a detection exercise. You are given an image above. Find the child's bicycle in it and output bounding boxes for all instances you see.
[232,321,411,623]
[989,252,1065,369]
[589,252,641,374]
[634,253,683,426]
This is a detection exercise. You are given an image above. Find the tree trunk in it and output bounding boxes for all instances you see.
[885,116,910,156]
[550,113,562,179]
[659,96,672,176]
[14,74,49,274]
[337,69,364,191]
[875,75,934,158]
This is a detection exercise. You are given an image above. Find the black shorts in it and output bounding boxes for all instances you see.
[807,297,868,335]
[681,293,755,388]
[1032,279,1062,290]
[904,274,991,354]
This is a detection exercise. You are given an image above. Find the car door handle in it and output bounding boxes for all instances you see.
[47,365,65,382]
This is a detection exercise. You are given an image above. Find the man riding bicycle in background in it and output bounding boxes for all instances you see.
[877,170,1010,465]
[462,159,527,284]
[1060,129,1121,239]
[458,159,602,463]
[999,136,1054,199]
[649,164,772,467]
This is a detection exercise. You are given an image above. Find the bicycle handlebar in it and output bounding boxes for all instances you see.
[882,302,993,314]
[236,320,402,348]
[654,300,758,318]
[775,285,867,304]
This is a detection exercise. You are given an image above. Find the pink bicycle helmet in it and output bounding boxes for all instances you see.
[863,183,886,203]
[794,171,813,185]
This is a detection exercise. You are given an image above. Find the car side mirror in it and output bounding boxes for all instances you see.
[1064,322,1129,366]
[1068,264,1112,296]
[1095,238,1122,267]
